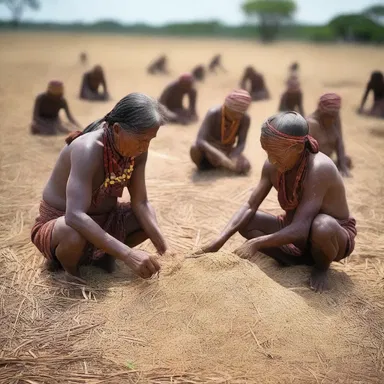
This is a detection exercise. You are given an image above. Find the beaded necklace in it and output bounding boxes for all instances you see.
[220,106,240,146]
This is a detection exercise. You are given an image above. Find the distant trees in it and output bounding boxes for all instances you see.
[0,0,40,26]
[329,12,384,43]
[242,0,296,41]
[364,4,384,24]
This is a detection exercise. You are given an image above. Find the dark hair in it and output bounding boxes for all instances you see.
[83,92,167,134]
[369,71,384,87]
[263,111,308,137]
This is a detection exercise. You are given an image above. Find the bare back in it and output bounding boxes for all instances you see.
[159,82,190,110]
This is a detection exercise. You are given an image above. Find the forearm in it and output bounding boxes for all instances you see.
[219,204,255,243]
[231,144,245,157]
[65,212,129,261]
[132,202,167,254]
[199,140,235,169]
[255,223,308,249]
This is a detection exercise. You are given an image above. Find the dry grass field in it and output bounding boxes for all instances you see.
[0,32,383,383]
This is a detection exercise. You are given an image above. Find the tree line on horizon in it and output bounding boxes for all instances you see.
[0,0,383,43]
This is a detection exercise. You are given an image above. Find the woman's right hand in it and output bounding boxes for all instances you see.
[125,249,160,279]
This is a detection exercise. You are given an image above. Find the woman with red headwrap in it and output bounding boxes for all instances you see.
[190,89,252,174]
[307,93,351,177]
[159,73,198,125]
[79,65,110,101]
[195,111,357,293]
[31,81,82,135]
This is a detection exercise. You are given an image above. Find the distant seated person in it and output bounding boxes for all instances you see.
[278,76,304,116]
[79,65,110,101]
[192,65,205,82]
[358,71,384,119]
[190,89,251,174]
[307,93,351,177]
[147,55,169,75]
[159,73,198,125]
[79,52,88,65]
[240,66,270,101]
[289,61,299,77]
[208,54,226,73]
[31,81,82,135]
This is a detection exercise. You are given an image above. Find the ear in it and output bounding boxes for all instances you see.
[112,123,121,135]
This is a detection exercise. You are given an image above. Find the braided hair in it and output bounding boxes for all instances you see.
[83,92,167,134]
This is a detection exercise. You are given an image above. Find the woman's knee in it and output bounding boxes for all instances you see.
[52,219,86,257]
[310,214,347,262]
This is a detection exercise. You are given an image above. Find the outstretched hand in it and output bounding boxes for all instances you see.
[192,238,224,257]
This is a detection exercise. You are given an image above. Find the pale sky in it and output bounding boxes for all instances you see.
[0,0,380,25]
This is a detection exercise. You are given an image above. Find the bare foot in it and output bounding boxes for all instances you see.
[310,268,329,293]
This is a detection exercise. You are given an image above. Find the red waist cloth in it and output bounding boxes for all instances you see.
[31,200,134,263]
[278,215,357,259]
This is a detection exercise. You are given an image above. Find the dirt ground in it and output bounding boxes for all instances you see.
[0,33,383,383]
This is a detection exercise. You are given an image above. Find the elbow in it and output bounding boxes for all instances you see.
[195,139,206,150]
[65,212,83,231]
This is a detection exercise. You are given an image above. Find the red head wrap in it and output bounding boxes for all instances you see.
[318,93,341,114]
[224,89,251,114]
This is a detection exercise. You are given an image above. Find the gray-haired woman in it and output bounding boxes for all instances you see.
[31,93,168,283]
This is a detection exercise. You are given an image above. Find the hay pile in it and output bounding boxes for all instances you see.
[1,33,384,383]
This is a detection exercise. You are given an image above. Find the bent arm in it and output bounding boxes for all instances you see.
[63,99,82,129]
[335,116,348,172]
[240,73,247,89]
[101,73,108,95]
[65,145,131,262]
[231,115,250,157]
[359,85,370,111]
[188,88,197,114]
[159,85,171,105]
[128,152,167,254]
[213,162,273,247]
[32,95,41,120]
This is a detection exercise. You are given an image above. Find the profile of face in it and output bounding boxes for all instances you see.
[225,107,244,121]
[112,123,159,157]
[261,137,304,173]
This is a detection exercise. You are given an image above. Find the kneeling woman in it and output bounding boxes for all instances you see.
[79,65,110,101]
[198,112,357,293]
[190,89,252,174]
[31,81,81,135]
[31,93,168,283]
